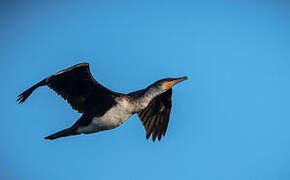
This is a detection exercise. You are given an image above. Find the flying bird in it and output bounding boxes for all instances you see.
[17,63,187,141]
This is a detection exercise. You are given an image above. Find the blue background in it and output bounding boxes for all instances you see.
[1,1,290,179]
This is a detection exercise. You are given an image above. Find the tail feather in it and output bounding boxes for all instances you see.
[17,79,47,104]
[45,127,79,140]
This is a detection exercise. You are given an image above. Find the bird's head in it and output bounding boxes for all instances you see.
[151,76,188,91]
[143,76,188,100]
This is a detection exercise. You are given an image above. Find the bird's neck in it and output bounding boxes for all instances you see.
[143,86,164,100]
[133,86,165,111]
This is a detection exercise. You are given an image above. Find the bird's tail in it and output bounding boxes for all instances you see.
[45,127,79,140]
[17,79,47,104]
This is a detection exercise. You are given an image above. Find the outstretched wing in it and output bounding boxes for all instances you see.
[17,63,122,114]
[137,89,172,141]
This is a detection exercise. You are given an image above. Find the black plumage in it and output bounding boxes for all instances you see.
[18,63,120,116]
[137,89,172,141]
[17,63,187,141]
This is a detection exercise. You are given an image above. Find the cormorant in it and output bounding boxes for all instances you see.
[17,63,187,141]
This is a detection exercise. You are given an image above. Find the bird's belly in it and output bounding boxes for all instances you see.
[100,105,133,128]
[77,103,133,134]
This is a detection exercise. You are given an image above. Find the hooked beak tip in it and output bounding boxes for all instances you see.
[177,76,188,82]
[173,76,188,85]
[181,76,188,80]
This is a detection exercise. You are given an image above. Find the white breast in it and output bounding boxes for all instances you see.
[77,97,134,134]
[100,98,133,127]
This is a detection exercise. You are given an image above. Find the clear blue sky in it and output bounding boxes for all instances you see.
[1,1,290,179]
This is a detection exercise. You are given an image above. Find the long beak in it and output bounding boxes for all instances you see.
[172,76,188,85]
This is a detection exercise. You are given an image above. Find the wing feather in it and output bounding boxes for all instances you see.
[137,89,172,141]
[17,63,122,114]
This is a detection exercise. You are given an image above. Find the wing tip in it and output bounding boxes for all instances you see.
[75,62,89,67]
[16,93,25,104]
[145,132,164,142]
[146,133,151,140]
